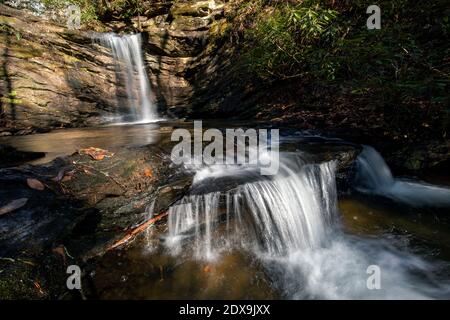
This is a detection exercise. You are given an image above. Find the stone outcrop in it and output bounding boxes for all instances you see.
[0,141,192,298]
[0,1,241,133]
[139,0,232,116]
[0,4,119,135]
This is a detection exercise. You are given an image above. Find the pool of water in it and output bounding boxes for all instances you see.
[2,123,450,299]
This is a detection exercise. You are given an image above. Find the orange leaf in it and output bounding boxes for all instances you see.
[79,147,113,161]
[144,168,153,178]
[33,281,45,296]
[27,178,45,191]
[0,198,28,216]
[203,265,211,273]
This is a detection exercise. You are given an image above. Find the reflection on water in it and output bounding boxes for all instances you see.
[340,196,450,260]
[0,120,258,166]
[89,193,450,300]
[92,237,278,300]
[0,123,163,165]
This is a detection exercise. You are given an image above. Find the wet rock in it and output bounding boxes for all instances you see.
[388,140,450,173]
[1,1,236,130]
[170,1,214,18]
[137,0,230,114]
[0,4,118,134]
[0,143,193,298]
[298,143,362,172]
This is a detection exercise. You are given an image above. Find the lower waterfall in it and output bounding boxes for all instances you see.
[167,156,337,260]
[164,152,450,299]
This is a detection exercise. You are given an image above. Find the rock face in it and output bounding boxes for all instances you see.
[0,1,240,133]
[134,0,260,119]
[0,0,247,134]
[140,0,231,116]
[0,142,193,298]
[0,4,119,135]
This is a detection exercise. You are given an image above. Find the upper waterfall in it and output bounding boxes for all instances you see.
[97,33,158,123]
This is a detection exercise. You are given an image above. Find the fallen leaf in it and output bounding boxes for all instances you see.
[58,170,75,182]
[61,173,73,182]
[203,265,211,273]
[33,281,42,290]
[79,147,114,161]
[33,280,45,296]
[52,169,66,182]
[0,198,28,216]
[27,178,45,191]
[144,168,153,178]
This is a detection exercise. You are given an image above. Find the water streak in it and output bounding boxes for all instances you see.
[355,146,450,206]
[166,155,338,256]
[164,150,450,299]
[97,33,157,123]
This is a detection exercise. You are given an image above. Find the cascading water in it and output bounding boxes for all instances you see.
[164,150,450,299]
[97,33,157,123]
[355,146,450,206]
[167,155,338,260]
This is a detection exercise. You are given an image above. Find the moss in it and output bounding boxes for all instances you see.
[404,150,426,171]
[61,53,80,64]
[10,46,44,59]
[1,97,23,105]
[0,262,39,300]
[171,1,211,17]
[0,16,17,25]
[209,20,229,39]
[121,160,139,178]
[205,20,229,53]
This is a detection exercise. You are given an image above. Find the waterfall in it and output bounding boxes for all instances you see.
[164,151,450,299]
[97,33,157,123]
[166,156,338,259]
[355,146,450,206]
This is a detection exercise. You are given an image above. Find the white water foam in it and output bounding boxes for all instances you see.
[96,33,159,123]
[163,151,450,299]
[355,146,450,207]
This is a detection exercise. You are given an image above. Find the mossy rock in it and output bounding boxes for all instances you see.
[170,15,211,31]
[8,45,43,59]
[170,1,212,17]
[404,150,426,171]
